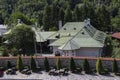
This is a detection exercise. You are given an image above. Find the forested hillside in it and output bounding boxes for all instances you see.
[0,0,120,31]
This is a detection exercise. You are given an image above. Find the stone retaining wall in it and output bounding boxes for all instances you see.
[0,56,120,70]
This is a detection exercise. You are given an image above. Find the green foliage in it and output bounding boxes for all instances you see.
[82,59,90,73]
[111,17,120,31]
[7,61,12,69]
[11,12,34,25]
[44,57,50,72]
[17,55,23,71]
[103,35,113,57]
[30,56,37,72]
[64,6,73,23]
[11,47,18,56]
[95,5,111,31]
[73,5,82,21]
[0,0,119,32]
[96,58,104,74]
[112,59,118,73]
[42,5,53,31]
[6,24,35,55]
[69,57,76,72]
[56,58,62,70]
[58,8,65,21]
[2,49,9,57]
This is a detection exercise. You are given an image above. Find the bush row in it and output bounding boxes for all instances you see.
[3,57,119,74]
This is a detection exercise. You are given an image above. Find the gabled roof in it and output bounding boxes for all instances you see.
[49,21,106,50]
[58,39,79,50]
[35,31,56,42]
[48,22,84,40]
[49,37,72,46]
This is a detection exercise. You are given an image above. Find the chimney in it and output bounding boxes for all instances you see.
[84,18,90,27]
[84,19,87,27]
[87,18,90,25]
[58,20,62,30]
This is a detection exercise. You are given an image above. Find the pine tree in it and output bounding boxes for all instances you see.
[95,5,111,31]
[42,5,53,31]
[44,57,50,72]
[73,5,81,21]
[30,56,37,72]
[64,6,73,23]
[96,58,104,74]
[56,58,62,70]
[7,61,12,69]
[82,59,90,74]
[58,8,65,21]
[112,59,118,74]
[103,36,113,57]
[69,57,76,72]
[17,55,23,72]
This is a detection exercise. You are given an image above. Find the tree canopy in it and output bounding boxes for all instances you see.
[0,0,119,31]
[6,24,35,55]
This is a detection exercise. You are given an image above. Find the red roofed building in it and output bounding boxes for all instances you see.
[112,32,120,40]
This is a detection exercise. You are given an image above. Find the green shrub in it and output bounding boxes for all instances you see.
[11,47,18,56]
[56,58,62,70]
[112,59,118,74]
[2,49,9,56]
[69,57,76,72]
[96,58,104,74]
[16,55,23,71]
[82,59,91,74]
[44,57,50,72]
[7,61,12,69]
[30,56,37,72]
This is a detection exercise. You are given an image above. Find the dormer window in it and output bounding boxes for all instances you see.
[64,28,66,30]
[55,34,60,38]
[81,32,85,35]
[73,28,76,30]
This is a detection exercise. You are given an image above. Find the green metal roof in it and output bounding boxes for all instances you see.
[48,22,84,40]
[49,22,106,50]
[35,31,56,42]
[49,37,72,46]
[58,39,80,50]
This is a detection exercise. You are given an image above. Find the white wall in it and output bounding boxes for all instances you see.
[52,46,102,57]
[53,46,62,54]
[76,47,102,57]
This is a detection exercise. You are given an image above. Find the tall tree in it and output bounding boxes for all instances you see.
[96,58,104,74]
[73,5,82,21]
[95,5,111,31]
[30,56,37,72]
[11,12,34,25]
[42,5,53,31]
[58,8,65,22]
[69,57,76,72]
[64,6,73,23]
[44,57,50,72]
[112,59,118,74]
[56,58,62,70]
[51,0,60,30]
[17,55,23,71]
[6,24,35,55]
[103,35,113,57]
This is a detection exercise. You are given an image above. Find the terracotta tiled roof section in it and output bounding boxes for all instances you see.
[112,32,120,39]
